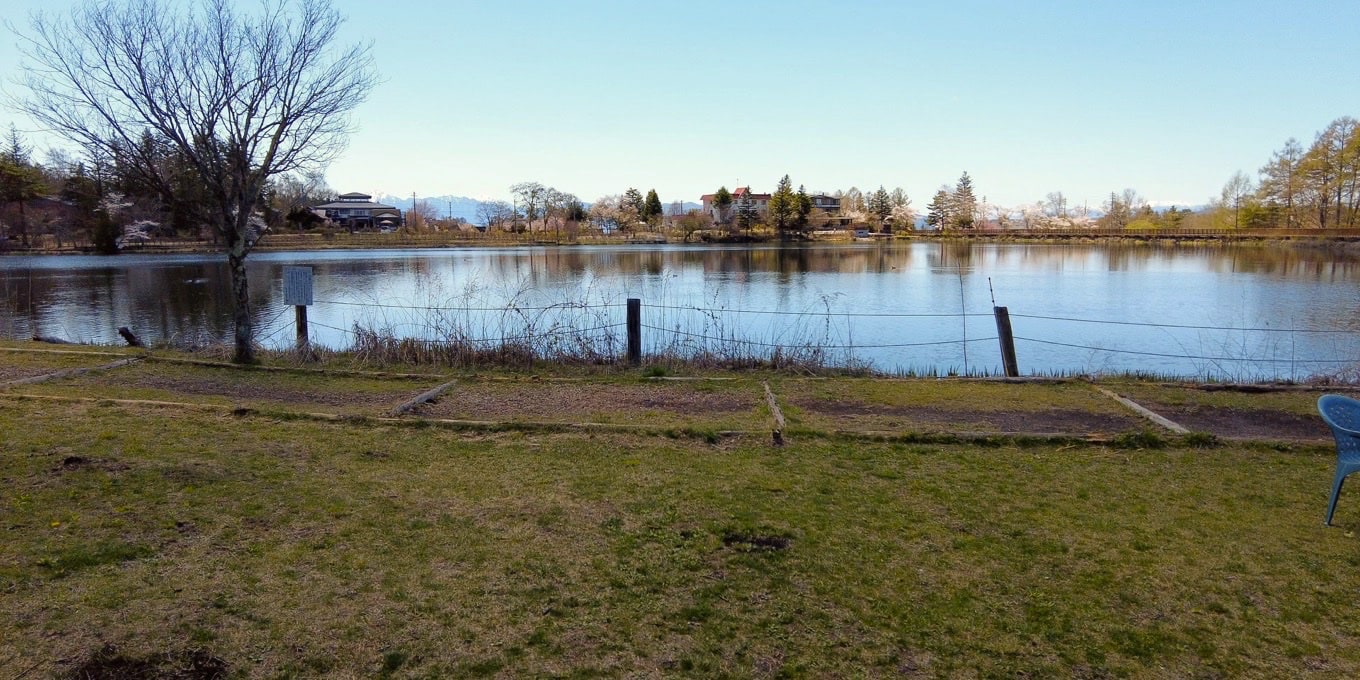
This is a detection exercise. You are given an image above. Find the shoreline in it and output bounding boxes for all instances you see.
[4,229,1360,256]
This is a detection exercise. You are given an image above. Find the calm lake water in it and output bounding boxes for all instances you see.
[2,242,1357,380]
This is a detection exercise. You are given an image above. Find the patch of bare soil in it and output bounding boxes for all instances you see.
[722,531,791,551]
[115,372,418,411]
[52,456,129,474]
[64,644,227,679]
[1146,405,1331,441]
[793,399,1144,435]
[417,381,754,422]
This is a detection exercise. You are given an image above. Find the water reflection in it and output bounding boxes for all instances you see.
[2,242,1357,379]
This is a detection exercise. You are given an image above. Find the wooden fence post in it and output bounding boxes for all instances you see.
[993,306,1019,377]
[627,298,641,366]
[295,305,309,351]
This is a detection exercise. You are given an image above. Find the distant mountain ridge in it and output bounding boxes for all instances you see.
[372,194,486,223]
[368,194,706,225]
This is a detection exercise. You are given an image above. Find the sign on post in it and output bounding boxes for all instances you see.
[282,266,314,306]
[283,266,314,355]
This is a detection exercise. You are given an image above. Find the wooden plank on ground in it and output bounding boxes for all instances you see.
[0,357,142,388]
[763,381,786,446]
[1091,385,1189,434]
[390,379,458,416]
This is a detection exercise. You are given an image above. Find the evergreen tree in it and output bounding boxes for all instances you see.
[622,187,645,221]
[61,163,102,243]
[951,172,976,229]
[643,188,663,223]
[926,189,950,230]
[712,186,732,224]
[91,208,120,254]
[795,185,812,230]
[0,126,47,246]
[767,174,797,232]
[869,186,892,225]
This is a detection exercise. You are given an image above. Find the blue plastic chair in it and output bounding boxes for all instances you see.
[1319,394,1360,526]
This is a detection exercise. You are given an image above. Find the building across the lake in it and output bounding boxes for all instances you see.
[700,187,772,222]
[312,192,403,231]
[810,194,841,215]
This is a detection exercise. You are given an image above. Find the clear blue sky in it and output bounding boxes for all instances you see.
[4,0,1359,209]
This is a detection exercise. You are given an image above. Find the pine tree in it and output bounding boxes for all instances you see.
[768,174,797,232]
[643,189,663,223]
[795,185,812,230]
[0,126,47,247]
[869,186,892,225]
[711,186,732,224]
[951,172,976,229]
[623,187,644,216]
[926,189,950,230]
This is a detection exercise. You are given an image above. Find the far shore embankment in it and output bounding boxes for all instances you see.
[4,226,1360,256]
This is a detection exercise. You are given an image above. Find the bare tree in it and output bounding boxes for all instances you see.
[408,200,438,231]
[588,194,636,234]
[1220,171,1255,229]
[271,171,333,229]
[477,200,515,231]
[12,0,377,363]
[510,182,547,231]
[1044,191,1068,218]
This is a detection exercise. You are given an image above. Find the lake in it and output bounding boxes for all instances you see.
[2,242,1357,380]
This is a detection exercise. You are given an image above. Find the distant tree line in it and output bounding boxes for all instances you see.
[7,115,1357,262]
[0,121,394,251]
[1221,116,1360,230]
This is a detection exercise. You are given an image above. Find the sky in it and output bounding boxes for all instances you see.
[3,0,1360,210]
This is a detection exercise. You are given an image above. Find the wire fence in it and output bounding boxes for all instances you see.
[257,295,1359,380]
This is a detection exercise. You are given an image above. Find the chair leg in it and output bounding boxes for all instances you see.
[1327,469,1349,526]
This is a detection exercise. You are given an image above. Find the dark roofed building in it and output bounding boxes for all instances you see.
[312,192,403,231]
[810,194,841,214]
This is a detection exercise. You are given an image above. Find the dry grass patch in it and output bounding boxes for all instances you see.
[413,377,767,431]
[777,378,1143,435]
[10,359,445,415]
[1107,383,1351,441]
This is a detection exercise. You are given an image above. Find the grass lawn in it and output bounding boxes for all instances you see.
[2,396,1358,678]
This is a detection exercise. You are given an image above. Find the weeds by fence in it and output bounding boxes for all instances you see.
[259,292,1358,382]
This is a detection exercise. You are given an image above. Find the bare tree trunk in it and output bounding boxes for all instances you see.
[18,199,28,247]
[228,250,255,364]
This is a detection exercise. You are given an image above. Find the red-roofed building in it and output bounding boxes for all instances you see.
[700,186,771,223]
